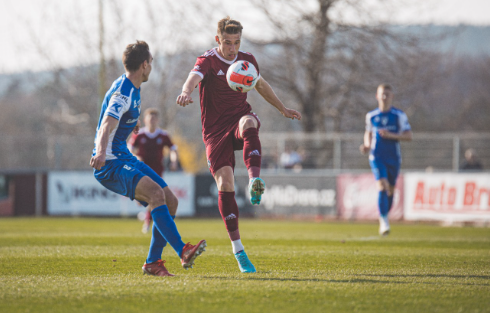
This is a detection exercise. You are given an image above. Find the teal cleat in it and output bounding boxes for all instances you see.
[235,250,256,273]
[248,177,265,205]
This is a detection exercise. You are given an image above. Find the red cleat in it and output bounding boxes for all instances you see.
[180,240,207,270]
[142,259,175,277]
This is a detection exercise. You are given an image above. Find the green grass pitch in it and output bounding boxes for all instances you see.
[0,218,489,313]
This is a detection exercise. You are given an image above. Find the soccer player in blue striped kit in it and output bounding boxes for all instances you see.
[90,41,206,276]
[360,84,413,235]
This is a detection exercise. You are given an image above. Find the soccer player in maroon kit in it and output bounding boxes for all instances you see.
[176,17,301,273]
[129,108,179,233]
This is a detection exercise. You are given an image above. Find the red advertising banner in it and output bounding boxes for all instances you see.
[337,173,404,221]
[404,173,490,222]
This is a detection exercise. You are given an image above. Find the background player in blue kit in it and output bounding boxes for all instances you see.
[360,84,413,236]
[90,41,206,277]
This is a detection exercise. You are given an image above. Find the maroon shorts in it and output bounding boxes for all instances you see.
[205,112,261,176]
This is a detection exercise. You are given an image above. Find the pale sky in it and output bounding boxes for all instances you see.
[0,0,489,74]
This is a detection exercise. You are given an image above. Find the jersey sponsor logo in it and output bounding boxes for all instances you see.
[225,213,237,220]
[126,118,139,124]
[381,117,388,126]
[111,102,123,113]
[113,92,129,102]
[217,69,225,76]
[123,165,132,171]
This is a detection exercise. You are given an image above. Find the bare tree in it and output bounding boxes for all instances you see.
[247,0,430,133]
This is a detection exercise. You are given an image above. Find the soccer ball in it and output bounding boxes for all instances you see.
[226,60,258,93]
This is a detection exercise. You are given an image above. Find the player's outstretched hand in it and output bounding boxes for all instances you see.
[282,108,301,120]
[359,144,370,155]
[90,154,106,170]
[176,92,194,107]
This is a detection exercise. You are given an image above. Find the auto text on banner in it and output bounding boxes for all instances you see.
[404,172,490,222]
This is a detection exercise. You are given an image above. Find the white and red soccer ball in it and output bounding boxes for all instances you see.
[226,60,258,93]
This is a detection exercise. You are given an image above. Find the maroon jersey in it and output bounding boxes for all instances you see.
[190,48,260,143]
[128,127,175,176]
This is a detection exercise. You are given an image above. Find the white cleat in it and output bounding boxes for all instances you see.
[379,216,390,236]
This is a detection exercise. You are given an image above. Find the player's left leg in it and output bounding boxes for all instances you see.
[145,187,178,265]
[214,166,256,273]
[238,113,265,205]
[376,178,391,236]
[142,170,165,234]
[370,160,390,235]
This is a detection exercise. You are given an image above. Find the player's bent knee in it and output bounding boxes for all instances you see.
[377,180,388,191]
[164,190,178,215]
[239,116,257,130]
[218,181,235,192]
[147,188,166,208]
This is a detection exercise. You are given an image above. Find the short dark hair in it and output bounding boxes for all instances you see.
[217,16,243,37]
[122,40,150,72]
[378,83,392,91]
[144,108,159,117]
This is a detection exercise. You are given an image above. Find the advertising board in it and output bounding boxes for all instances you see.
[48,171,194,216]
[337,173,404,220]
[404,172,490,221]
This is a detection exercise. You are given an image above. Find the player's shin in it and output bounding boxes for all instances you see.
[218,191,243,250]
[242,127,261,179]
[378,191,389,217]
[146,215,175,263]
[387,195,394,212]
[151,205,185,257]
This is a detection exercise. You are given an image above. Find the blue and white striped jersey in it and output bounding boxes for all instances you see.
[92,74,141,161]
[365,107,411,164]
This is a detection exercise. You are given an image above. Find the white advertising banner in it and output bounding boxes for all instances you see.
[48,171,195,216]
[404,172,490,221]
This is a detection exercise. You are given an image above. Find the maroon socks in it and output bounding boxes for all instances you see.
[218,191,240,241]
[242,127,261,179]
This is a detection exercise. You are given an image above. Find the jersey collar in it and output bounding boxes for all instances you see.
[141,127,163,139]
[213,47,237,65]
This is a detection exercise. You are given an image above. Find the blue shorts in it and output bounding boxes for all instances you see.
[94,156,168,206]
[369,159,400,186]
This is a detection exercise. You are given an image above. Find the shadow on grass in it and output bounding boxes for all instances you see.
[201,275,490,286]
[357,273,490,280]
[201,276,409,284]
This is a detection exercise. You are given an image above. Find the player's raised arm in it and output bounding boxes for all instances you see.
[90,115,119,170]
[177,73,203,107]
[254,77,301,120]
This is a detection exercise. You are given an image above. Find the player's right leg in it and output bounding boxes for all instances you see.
[238,113,265,205]
[214,166,256,273]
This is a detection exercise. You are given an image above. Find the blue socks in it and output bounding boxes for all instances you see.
[146,214,175,264]
[388,195,394,213]
[378,191,389,217]
[146,205,185,263]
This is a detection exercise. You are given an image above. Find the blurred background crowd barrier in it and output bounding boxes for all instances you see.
[1,132,489,172]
